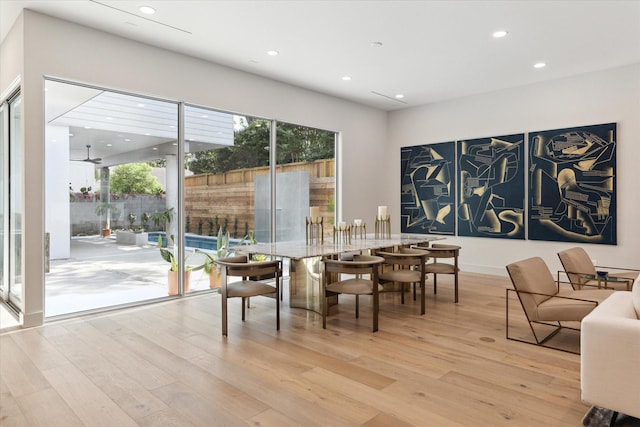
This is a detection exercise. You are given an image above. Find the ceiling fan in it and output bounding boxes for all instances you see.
[71,145,102,164]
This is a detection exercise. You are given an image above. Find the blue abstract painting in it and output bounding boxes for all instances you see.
[528,123,616,244]
[457,134,525,239]
[400,142,455,235]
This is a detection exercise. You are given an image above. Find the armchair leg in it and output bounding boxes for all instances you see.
[355,295,360,318]
[242,297,246,321]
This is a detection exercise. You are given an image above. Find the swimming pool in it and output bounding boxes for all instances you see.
[148,232,241,250]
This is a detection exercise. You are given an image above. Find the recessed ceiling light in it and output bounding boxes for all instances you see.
[139,6,156,15]
[371,41,383,47]
[107,143,113,147]
[534,62,546,69]
[342,76,352,81]
[124,138,131,142]
[137,103,145,108]
[152,147,158,150]
[267,50,279,56]
[395,94,405,99]
[493,30,508,38]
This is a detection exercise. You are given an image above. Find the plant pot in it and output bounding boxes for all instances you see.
[209,265,222,289]
[101,228,111,237]
[168,269,191,295]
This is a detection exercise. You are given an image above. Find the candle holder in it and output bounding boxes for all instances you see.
[306,216,324,245]
[375,215,391,239]
[352,221,366,239]
[333,223,351,245]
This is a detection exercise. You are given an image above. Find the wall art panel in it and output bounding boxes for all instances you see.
[400,142,455,235]
[457,134,525,239]
[528,123,616,244]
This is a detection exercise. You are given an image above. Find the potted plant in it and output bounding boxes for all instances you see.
[95,203,120,237]
[159,234,203,295]
[242,230,268,261]
[196,227,231,289]
[151,207,174,246]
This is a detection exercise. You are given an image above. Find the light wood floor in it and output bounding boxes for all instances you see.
[1,272,592,426]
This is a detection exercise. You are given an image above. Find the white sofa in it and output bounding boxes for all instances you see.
[581,279,640,419]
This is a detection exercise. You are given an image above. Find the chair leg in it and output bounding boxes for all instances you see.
[433,274,438,294]
[401,283,405,304]
[373,291,379,332]
[242,297,246,321]
[413,283,417,301]
[355,295,360,318]
[420,278,425,315]
[322,293,327,329]
[276,281,280,331]
[222,293,228,336]
[454,272,459,303]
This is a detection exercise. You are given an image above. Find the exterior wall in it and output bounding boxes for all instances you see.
[69,195,166,237]
[388,64,640,276]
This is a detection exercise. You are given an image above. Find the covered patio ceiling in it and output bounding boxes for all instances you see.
[45,80,234,168]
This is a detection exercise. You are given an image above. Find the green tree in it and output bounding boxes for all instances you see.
[187,120,335,175]
[110,163,163,194]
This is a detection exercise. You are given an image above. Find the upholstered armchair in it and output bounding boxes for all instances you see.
[505,257,614,349]
[558,246,639,290]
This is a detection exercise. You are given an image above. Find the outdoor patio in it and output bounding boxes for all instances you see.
[45,235,218,318]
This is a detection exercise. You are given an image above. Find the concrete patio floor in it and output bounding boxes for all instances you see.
[45,235,216,318]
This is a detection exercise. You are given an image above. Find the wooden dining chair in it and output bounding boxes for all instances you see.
[375,248,429,315]
[215,255,281,336]
[322,255,385,332]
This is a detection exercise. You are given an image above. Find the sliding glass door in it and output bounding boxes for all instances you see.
[44,79,179,316]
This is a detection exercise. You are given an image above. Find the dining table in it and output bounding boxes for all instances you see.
[237,233,444,314]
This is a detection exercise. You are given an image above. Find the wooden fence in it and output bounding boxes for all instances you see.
[185,159,335,238]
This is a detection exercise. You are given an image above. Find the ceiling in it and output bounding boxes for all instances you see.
[2,0,640,111]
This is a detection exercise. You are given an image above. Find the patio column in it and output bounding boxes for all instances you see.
[100,167,110,229]
[165,154,179,241]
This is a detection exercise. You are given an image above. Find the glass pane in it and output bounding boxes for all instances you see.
[9,94,23,304]
[184,106,271,291]
[45,80,179,316]
[275,122,336,243]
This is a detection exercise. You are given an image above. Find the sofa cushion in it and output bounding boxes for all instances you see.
[633,276,640,319]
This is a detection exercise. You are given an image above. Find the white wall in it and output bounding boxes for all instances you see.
[388,64,640,276]
[0,12,22,98]
[3,10,388,325]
